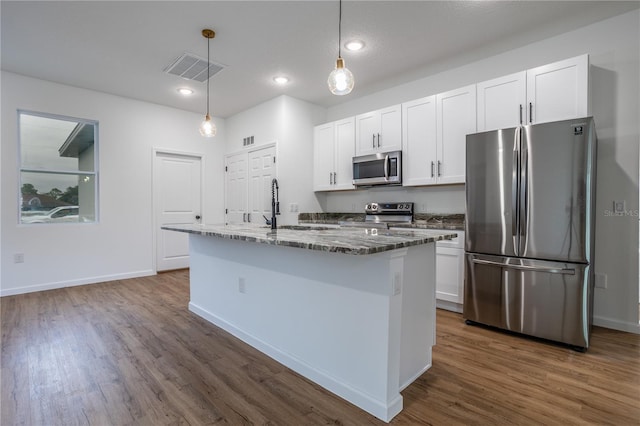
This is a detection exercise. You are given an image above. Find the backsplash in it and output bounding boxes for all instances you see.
[298,212,464,230]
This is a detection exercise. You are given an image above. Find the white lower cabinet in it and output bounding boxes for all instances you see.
[436,230,465,311]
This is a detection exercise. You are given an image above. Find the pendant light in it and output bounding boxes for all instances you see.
[199,28,216,137]
[327,0,354,95]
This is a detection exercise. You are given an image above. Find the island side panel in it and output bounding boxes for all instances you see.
[187,234,435,422]
[399,242,436,390]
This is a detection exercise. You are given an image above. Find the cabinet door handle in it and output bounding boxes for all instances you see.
[431,161,435,178]
[247,213,251,222]
[529,102,533,123]
[377,133,381,148]
[437,161,442,177]
[333,172,337,184]
[243,213,247,222]
[519,104,523,125]
[372,134,375,148]
[329,172,333,185]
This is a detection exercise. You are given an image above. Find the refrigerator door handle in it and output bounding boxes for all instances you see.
[512,126,521,255]
[520,134,529,254]
[472,258,575,275]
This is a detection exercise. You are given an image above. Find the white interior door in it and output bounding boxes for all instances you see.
[155,151,202,271]
[225,152,248,224]
[248,145,276,224]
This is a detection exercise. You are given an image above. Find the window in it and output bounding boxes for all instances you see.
[19,111,98,224]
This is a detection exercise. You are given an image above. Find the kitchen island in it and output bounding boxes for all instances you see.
[162,223,454,422]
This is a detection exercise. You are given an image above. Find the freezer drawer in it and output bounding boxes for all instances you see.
[463,253,592,349]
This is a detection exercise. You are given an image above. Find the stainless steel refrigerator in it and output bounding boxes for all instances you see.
[464,117,597,350]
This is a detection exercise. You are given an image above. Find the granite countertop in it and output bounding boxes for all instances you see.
[162,223,455,256]
[298,213,465,231]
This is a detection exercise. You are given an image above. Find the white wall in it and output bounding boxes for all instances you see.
[225,95,326,225]
[1,72,226,295]
[323,10,640,333]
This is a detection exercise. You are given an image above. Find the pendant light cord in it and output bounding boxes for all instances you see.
[206,35,210,116]
[338,0,342,58]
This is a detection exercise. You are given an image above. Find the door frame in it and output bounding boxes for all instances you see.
[152,148,205,273]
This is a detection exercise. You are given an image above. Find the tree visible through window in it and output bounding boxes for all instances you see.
[19,111,98,224]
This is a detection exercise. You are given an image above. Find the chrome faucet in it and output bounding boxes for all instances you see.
[271,178,280,230]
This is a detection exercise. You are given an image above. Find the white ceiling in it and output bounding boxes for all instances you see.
[2,1,638,118]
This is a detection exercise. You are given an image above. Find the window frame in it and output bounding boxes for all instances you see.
[17,109,100,225]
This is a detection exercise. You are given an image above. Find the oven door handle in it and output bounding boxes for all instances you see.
[384,154,390,180]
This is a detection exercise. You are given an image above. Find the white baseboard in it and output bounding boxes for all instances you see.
[594,315,640,334]
[189,302,402,423]
[0,269,156,297]
[436,299,463,313]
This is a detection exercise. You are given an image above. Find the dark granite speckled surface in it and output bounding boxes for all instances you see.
[162,223,455,255]
[298,212,465,230]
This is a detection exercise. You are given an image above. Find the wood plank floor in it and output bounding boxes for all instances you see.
[2,270,639,425]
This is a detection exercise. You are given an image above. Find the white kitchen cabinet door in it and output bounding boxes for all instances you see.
[402,96,437,186]
[477,71,526,131]
[526,54,589,124]
[435,246,465,305]
[436,85,476,185]
[355,111,378,156]
[355,104,401,156]
[333,117,355,190]
[313,118,354,191]
[436,230,465,306]
[378,104,402,152]
[313,122,336,191]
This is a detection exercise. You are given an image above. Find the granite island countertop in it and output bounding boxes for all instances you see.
[162,223,456,255]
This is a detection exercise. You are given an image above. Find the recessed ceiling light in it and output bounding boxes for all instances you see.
[345,40,365,51]
[273,76,290,85]
[177,87,194,96]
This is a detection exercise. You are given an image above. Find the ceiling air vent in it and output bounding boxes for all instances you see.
[164,53,225,82]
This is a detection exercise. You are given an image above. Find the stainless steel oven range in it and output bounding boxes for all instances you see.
[340,202,413,229]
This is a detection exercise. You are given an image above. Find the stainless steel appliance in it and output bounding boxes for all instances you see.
[340,202,413,228]
[352,151,402,187]
[464,117,597,350]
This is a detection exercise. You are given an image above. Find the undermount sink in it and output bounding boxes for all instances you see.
[263,225,333,231]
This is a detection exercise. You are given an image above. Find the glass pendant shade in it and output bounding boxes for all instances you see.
[199,114,216,137]
[328,57,354,96]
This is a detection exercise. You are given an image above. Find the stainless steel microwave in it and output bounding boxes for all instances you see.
[352,150,402,187]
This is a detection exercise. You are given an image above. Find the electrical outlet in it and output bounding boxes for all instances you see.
[289,203,299,213]
[238,277,246,293]
[595,273,607,289]
[13,253,24,264]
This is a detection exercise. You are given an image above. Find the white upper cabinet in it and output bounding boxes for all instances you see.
[436,85,476,185]
[477,71,527,131]
[313,123,335,192]
[313,118,355,191]
[334,118,356,190]
[478,55,589,130]
[355,104,402,156]
[402,96,437,186]
[526,54,589,124]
